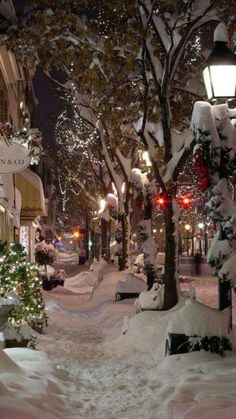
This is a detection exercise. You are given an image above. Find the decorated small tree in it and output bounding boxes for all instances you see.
[0,241,47,339]
[35,240,57,273]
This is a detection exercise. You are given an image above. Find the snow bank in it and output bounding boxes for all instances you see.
[0,348,74,419]
[89,258,109,273]
[156,350,236,419]
[106,297,186,363]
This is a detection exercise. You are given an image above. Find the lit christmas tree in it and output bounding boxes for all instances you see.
[0,241,47,335]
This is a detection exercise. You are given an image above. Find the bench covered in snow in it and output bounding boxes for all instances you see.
[115,273,146,301]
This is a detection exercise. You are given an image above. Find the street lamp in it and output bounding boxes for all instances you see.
[202,22,236,320]
[203,23,236,101]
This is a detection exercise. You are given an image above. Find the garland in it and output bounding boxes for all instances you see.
[0,122,42,165]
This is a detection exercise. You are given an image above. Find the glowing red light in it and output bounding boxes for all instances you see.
[158,197,165,205]
[180,195,192,207]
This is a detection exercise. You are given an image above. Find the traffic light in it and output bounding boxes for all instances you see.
[179,195,192,208]
[156,193,167,208]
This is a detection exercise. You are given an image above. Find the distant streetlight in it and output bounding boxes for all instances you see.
[73,231,80,239]
[153,229,157,233]
[203,23,236,100]
[198,223,204,229]
[185,224,191,231]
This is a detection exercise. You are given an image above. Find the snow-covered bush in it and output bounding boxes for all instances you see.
[188,335,232,356]
[135,283,164,312]
[35,240,57,266]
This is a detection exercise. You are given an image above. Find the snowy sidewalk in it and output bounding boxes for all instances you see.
[33,264,236,418]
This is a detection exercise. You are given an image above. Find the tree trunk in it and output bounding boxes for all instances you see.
[143,196,156,290]
[118,213,130,271]
[85,215,90,261]
[100,218,110,261]
[90,229,100,260]
[163,198,179,309]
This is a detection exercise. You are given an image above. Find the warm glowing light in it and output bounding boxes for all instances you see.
[185,224,191,231]
[158,197,165,206]
[180,195,192,207]
[73,231,80,239]
[198,223,204,229]
[203,66,236,99]
[183,197,190,205]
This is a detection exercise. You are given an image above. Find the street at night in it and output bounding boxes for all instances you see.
[1,1,236,418]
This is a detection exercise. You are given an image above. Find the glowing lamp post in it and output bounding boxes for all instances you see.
[203,23,236,101]
[202,23,236,316]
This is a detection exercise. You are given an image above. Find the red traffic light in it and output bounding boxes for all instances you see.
[158,197,165,205]
[156,193,167,207]
[179,195,192,208]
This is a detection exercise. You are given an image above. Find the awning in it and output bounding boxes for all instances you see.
[15,168,46,217]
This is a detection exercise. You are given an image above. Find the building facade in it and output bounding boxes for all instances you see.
[0,0,46,261]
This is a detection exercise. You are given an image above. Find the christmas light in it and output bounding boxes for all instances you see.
[0,241,47,338]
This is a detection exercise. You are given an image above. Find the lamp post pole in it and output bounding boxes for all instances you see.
[200,22,236,328]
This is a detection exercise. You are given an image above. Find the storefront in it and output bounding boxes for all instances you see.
[15,168,46,261]
[0,174,17,243]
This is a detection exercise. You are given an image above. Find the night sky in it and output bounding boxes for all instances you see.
[12,0,64,149]
[32,69,64,149]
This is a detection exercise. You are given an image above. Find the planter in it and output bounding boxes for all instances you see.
[0,305,15,330]
[52,279,65,288]
[5,339,30,348]
[43,278,64,291]
[42,279,54,291]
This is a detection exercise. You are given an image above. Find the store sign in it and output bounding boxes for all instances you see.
[0,141,31,174]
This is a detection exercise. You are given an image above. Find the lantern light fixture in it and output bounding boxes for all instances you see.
[203,23,236,101]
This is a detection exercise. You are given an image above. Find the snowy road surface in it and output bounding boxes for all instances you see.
[36,261,236,418]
